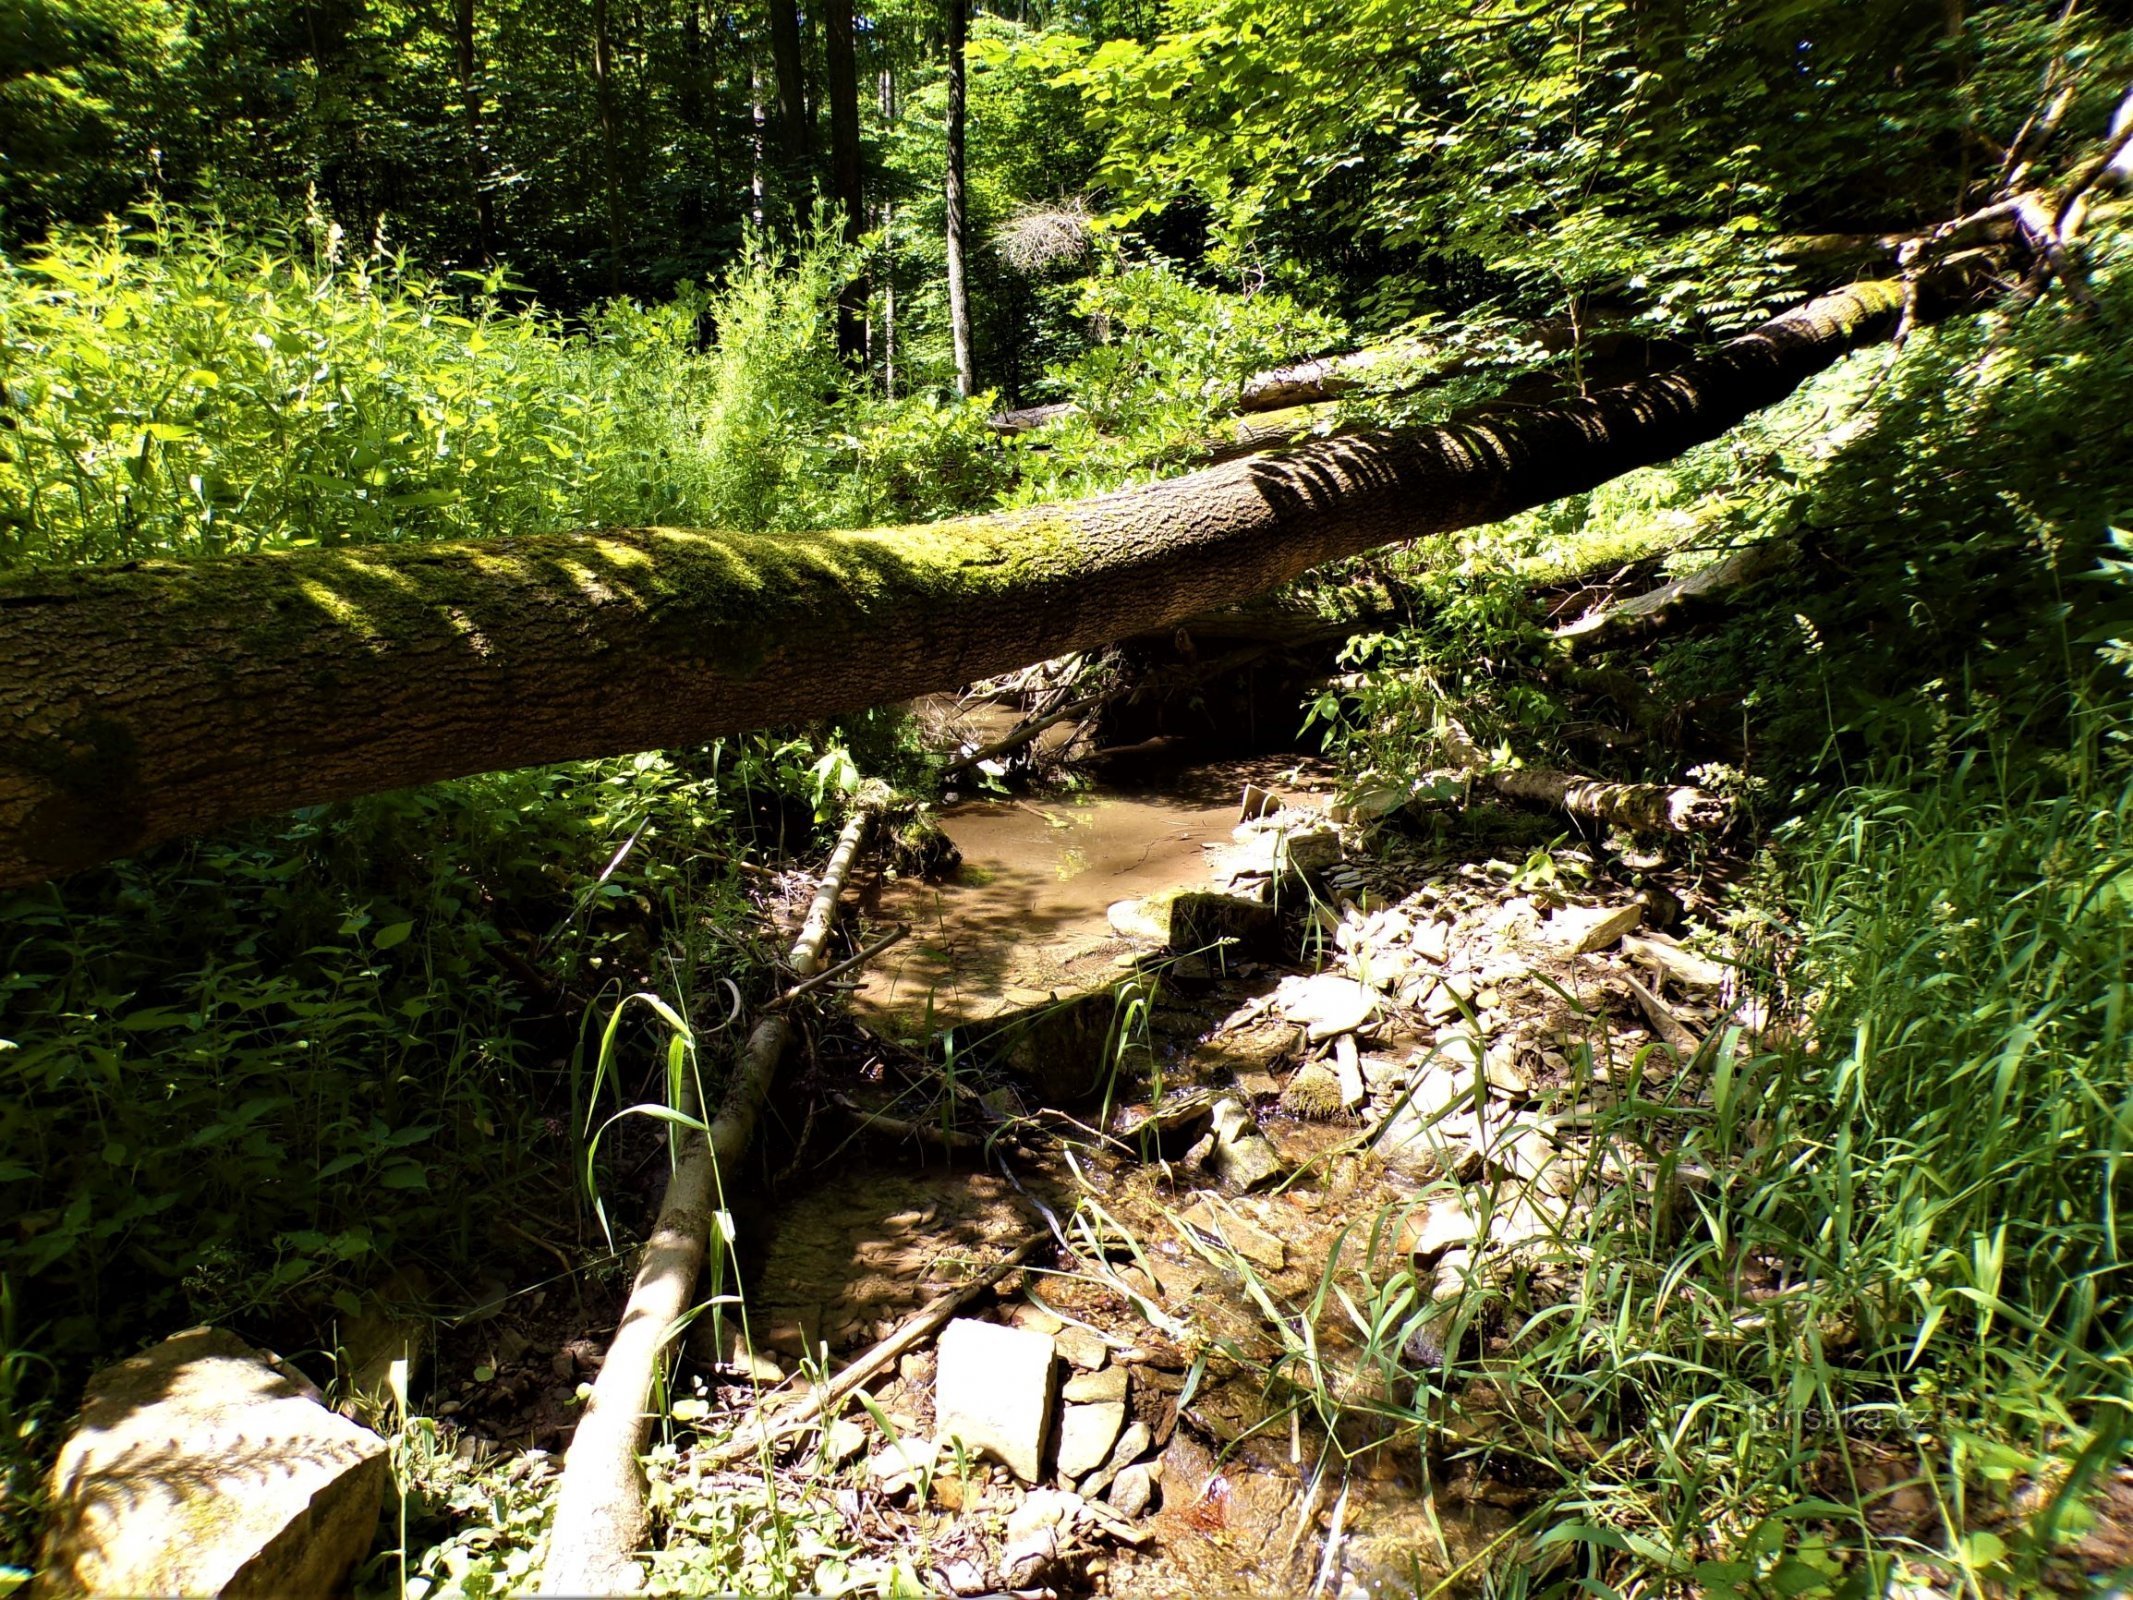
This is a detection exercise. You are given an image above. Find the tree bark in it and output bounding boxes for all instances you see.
[592,0,626,294]
[451,0,494,260]
[944,0,975,397]
[765,0,808,165]
[823,0,865,360]
[0,282,1912,889]
[538,804,873,1597]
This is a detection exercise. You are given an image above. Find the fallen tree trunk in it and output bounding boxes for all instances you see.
[1440,717,1733,836]
[992,326,1691,434]
[538,803,874,1596]
[1552,538,1798,652]
[0,280,1921,889]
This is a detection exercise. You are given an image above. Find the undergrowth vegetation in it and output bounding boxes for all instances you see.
[3,175,2132,1596]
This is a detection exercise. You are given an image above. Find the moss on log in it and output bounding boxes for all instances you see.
[0,281,1908,888]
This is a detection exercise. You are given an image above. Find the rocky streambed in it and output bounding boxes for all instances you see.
[34,737,1743,1599]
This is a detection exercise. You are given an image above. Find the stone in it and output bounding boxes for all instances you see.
[1483,1038,1532,1094]
[1001,989,1123,1104]
[1166,891,1279,958]
[1547,903,1643,955]
[823,1418,869,1464]
[1398,1197,1478,1259]
[1062,1366,1128,1405]
[1623,932,1728,991]
[1010,1304,1066,1337]
[1079,1420,1154,1499]
[336,1266,433,1416]
[1328,783,1408,823]
[1109,1462,1156,1519]
[1056,1400,1126,1478]
[1276,973,1378,1041]
[1001,1489,1085,1587]
[1238,782,1281,821]
[1054,1325,1109,1371]
[864,1435,941,1494]
[1179,1198,1287,1272]
[1276,825,1343,877]
[41,1326,388,1600]
[1334,1035,1367,1109]
[1107,897,1168,942]
[1205,1094,1286,1191]
[935,1318,1057,1484]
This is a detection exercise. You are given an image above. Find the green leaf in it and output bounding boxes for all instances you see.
[372,920,416,951]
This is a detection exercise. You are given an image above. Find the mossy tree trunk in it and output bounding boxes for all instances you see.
[0,282,1909,890]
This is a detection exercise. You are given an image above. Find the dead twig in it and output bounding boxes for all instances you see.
[766,924,910,1011]
[697,1236,1043,1467]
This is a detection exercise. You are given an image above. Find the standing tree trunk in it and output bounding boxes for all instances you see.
[944,0,975,396]
[823,0,866,360]
[766,0,808,168]
[750,62,767,227]
[882,202,896,398]
[592,0,626,294]
[452,0,494,260]
[0,282,1931,890]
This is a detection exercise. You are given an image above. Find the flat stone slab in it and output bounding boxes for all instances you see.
[1057,1399,1126,1479]
[935,1318,1057,1483]
[1275,972,1379,1041]
[42,1326,387,1600]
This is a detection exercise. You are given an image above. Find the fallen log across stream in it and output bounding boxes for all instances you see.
[0,279,1949,890]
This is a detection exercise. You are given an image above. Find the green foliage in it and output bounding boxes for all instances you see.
[999,250,1346,503]
[0,205,730,563]
[1067,0,2133,325]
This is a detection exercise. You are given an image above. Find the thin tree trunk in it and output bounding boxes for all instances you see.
[592,0,625,294]
[766,0,807,165]
[452,0,494,260]
[824,0,865,360]
[882,202,896,398]
[750,62,766,227]
[945,0,974,397]
[0,283,1921,888]
[538,805,875,1596]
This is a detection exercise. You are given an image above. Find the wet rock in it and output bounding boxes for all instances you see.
[1057,1399,1126,1478]
[1110,1462,1157,1518]
[1191,1014,1300,1078]
[1001,989,1122,1103]
[935,1318,1057,1484]
[1278,1057,1344,1119]
[1179,1198,1287,1273]
[1167,890,1279,957]
[1276,973,1378,1041]
[42,1327,387,1600]
[1546,903,1643,955]
[1204,1094,1285,1191]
